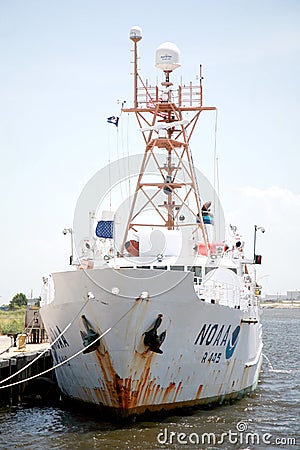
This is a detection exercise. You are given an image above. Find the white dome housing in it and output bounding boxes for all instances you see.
[155,42,181,72]
[130,26,142,41]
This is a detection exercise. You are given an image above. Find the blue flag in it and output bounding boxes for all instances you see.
[107,116,119,127]
[96,220,114,239]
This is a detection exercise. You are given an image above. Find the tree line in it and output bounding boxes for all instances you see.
[1,293,41,310]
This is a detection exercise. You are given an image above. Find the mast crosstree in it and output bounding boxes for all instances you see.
[121,27,216,255]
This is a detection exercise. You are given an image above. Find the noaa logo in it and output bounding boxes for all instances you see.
[194,322,241,363]
[225,325,240,359]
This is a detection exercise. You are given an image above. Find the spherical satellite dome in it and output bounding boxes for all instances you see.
[155,42,181,72]
[130,26,142,41]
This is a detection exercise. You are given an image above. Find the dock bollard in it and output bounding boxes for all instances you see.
[16,334,27,352]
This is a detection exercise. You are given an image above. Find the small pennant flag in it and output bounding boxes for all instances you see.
[107,116,119,127]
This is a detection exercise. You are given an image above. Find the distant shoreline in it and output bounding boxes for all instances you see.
[260,302,300,308]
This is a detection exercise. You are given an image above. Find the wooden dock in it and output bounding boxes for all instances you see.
[0,336,59,406]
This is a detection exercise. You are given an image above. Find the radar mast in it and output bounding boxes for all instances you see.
[120,27,216,256]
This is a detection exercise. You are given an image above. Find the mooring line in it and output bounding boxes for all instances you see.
[0,328,111,389]
[0,295,92,385]
[0,299,139,390]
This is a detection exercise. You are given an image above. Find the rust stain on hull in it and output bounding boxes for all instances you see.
[75,382,258,419]
[81,332,256,417]
[196,384,203,399]
[92,347,184,414]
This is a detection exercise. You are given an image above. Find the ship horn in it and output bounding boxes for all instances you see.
[143,314,166,354]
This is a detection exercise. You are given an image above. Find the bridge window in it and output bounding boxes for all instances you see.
[188,266,202,278]
[205,267,215,275]
[170,265,184,271]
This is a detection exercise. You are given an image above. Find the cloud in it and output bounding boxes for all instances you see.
[226,185,300,294]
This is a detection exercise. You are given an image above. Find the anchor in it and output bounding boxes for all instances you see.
[80,315,100,354]
[143,314,166,354]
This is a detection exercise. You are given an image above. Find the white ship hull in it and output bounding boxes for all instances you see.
[40,267,262,418]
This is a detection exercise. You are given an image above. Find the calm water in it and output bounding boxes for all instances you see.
[0,308,299,450]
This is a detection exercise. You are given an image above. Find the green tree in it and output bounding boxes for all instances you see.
[9,292,28,310]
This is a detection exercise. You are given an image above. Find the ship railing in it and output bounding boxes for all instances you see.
[195,281,241,308]
[242,292,259,308]
[179,83,202,107]
[136,83,202,109]
[40,276,55,306]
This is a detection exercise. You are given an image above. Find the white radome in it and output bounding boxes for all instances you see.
[155,42,181,72]
[130,26,142,41]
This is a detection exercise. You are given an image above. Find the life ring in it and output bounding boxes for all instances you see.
[197,243,225,256]
[125,240,139,256]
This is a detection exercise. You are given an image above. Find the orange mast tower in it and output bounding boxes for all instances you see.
[121,26,216,256]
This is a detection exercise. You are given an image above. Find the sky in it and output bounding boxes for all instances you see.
[0,0,299,303]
